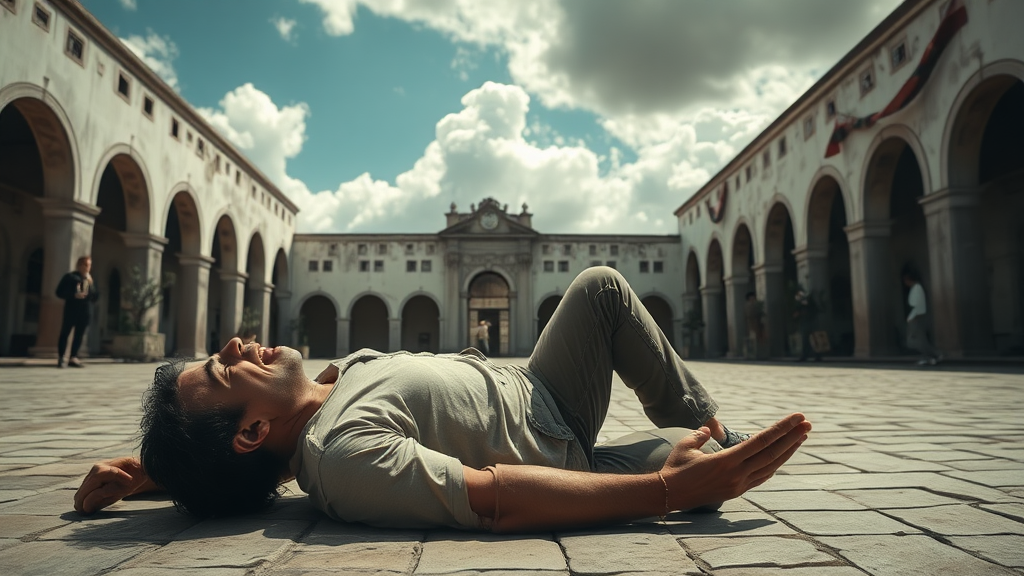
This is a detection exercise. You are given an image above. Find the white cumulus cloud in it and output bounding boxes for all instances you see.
[119,0,137,11]
[120,31,180,91]
[271,16,298,42]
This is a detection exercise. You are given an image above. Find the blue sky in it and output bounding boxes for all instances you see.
[82,0,901,234]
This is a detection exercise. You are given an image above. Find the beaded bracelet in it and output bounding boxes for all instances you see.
[657,471,670,521]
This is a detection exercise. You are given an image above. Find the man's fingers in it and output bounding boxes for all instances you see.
[748,434,807,482]
[744,422,810,471]
[74,466,133,513]
[732,413,806,459]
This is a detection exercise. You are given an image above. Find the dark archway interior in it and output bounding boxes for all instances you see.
[350,295,389,352]
[0,106,43,197]
[302,295,338,358]
[828,196,853,355]
[890,145,928,347]
[401,296,440,353]
[641,296,674,345]
[95,165,127,231]
[980,82,1024,184]
[537,296,561,342]
[469,272,510,355]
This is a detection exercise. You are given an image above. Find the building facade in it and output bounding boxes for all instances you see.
[675,0,1024,359]
[290,199,685,357]
[0,0,297,359]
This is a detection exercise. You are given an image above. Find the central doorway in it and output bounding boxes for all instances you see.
[468,272,509,356]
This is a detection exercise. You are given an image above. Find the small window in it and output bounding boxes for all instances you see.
[65,29,85,64]
[116,71,131,100]
[542,244,552,255]
[359,260,369,272]
[859,67,875,96]
[543,260,554,273]
[32,3,50,31]
[308,260,319,272]
[558,261,569,273]
[142,95,154,118]
[186,130,193,144]
[357,244,368,255]
[405,260,417,272]
[171,118,180,139]
[373,260,384,272]
[890,41,908,71]
[405,243,415,255]
[778,137,788,158]
[735,175,741,191]
[640,261,650,273]
[745,165,753,182]
[425,243,435,255]
[215,155,221,172]
[653,261,664,273]
[589,244,597,256]
[825,99,837,120]
[421,260,432,272]
[762,150,771,169]
[803,116,815,140]
[196,138,205,158]
[1,0,15,15]
[590,260,601,267]
[251,185,256,198]
[235,170,241,185]
[321,260,332,272]
[697,205,701,217]
[606,261,616,269]
[328,243,338,255]
[377,243,387,255]
[563,244,572,255]
[225,162,231,174]
[610,245,619,256]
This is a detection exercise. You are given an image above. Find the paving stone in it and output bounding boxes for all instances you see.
[0,540,155,576]
[665,511,796,537]
[559,530,701,575]
[835,488,963,509]
[416,533,566,574]
[744,490,865,511]
[0,513,70,538]
[943,459,1024,471]
[884,505,1024,535]
[778,464,862,475]
[123,519,310,569]
[265,520,422,574]
[775,510,919,536]
[945,470,1024,488]
[39,510,197,542]
[0,489,77,515]
[981,503,1024,523]
[680,536,834,569]
[0,489,36,503]
[817,452,952,473]
[110,569,247,576]
[947,535,1024,567]
[819,535,1017,576]
[1,463,96,477]
[715,568,866,576]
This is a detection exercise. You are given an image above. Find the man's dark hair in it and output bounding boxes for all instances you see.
[902,265,921,283]
[140,359,285,517]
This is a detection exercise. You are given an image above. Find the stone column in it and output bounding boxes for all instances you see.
[443,247,461,353]
[844,220,895,357]
[753,264,785,357]
[515,249,533,356]
[218,271,247,347]
[508,289,518,357]
[122,232,168,334]
[388,318,401,352]
[793,244,830,338]
[337,318,349,356]
[723,275,749,358]
[174,254,214,358]
[700,285,726,358]
[275,290,292,346]
[31,199,100,357]
[248,282,274,345]
[920,188,993,356]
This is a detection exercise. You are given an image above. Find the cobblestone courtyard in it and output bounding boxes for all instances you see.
[1,358,1022,575]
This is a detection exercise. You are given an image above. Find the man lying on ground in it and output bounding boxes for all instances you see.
[74,267,811,532]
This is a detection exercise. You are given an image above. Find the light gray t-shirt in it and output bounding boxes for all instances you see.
[290,349,589,529]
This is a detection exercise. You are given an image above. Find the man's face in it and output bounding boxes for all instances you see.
[77,259,91,275]
[177,338,307,414]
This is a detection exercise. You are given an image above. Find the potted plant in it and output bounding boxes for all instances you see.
[236,306,261,344]
[681,308,706,359]
[290,315,309,359]
[111,265,174,361]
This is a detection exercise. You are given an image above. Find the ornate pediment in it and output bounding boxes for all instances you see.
[439,197,537,237]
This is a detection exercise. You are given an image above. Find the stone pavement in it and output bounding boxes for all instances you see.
[1,358,1022,575]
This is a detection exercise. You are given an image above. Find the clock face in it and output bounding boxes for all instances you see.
[480,211,499,230]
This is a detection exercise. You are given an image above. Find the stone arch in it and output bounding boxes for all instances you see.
[90,145,152,234]
[268,248,290,347]
[535,292,562,342]
[299,293,338,359]
[210,214,239,274]
[0,85,78,200]
[159,187,206,356]
[762,201,798,357]
[205,214,240,353]
[726,221,757,357]
[461,266,517,294]
[639,292,676,347]
[347,290,394,319]
[805,173,854,356]
[401,294,440,353]
[861,126,932,221]
[803,166,851,247]
[703,239,728,357]
[683,249,703,358]
[468,271,511,356]
[162,185,203,256]
[350,293,390,352]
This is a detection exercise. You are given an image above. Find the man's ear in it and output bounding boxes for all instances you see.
[233,420,270,454]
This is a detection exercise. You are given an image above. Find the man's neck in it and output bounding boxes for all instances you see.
[267,379,335,465]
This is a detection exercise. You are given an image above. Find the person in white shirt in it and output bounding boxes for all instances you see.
[903,269,942,366]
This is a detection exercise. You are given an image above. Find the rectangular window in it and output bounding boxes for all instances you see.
[640,261,650,273]
[890,41,908,71]
[405,243,415,255]
[32,3,50,31]
[745,165,753,182]
[65,29,85,64]
[322,260,333,272]
[308,260,319,272]
[171,118,180,140]
[605,261,616,269]
[542,244,552,255]
[425,243,435,255]
[778,137,788,158]
[803,116,815,140]
[251,185,256,198]
[116,72,131,100]
[859,67,875,96]
[735,175,741,191]
[543,260,554,273]
[1,0,15,15]
[215,155,221,172]
[406,260,417,272]
[590,260,601,267]
[826,99,837,120]
[558,261,569,273]
[610,244,619,256]
[653,261,664,273]
[235,170,241,185]
[762,149,771,169]
[421,260,432,272]
[357,244,368,255]
[142,95,154,118]
[589,244,597,256]
[359,260,369,272]
[186,130,193,144]
[196,138,205,157]
[377,243,387,255]
[374,260,384,272]
[563,244,572,255]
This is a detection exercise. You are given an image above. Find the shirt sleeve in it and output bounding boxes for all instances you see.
[316,424,480,530]
[907,285,926,321]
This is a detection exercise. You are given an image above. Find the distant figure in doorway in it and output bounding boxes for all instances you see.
[903,269,942,366]
[474,320,491,356]
[56,256,99,368]
[744,292,763,359]
[794,289,821,362]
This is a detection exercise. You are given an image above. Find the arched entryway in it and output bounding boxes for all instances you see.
[727,223,756,357]
[159,190,205,357]
[805,176,854,356]
[401,295,440,353]
[206,215,240,354]
[301,295,338,358]
[0,96,76,357]
[350,294,389,352]
[641,295,674,346]
[703,240,728,358]
[536,295,562,342]
[270,248,289,347]
[763,202,798,357]
[468,272,510,356]
[683,250,703,358]
[243,232,269,346]
[944,73,1024,355]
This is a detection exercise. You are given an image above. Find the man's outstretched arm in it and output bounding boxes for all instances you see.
[465,413,810,532]
[74,456,162,514]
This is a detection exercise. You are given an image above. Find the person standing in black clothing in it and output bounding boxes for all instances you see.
[794,288,821,362]
[56,256,99,368]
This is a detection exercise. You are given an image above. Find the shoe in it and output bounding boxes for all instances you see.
[916,359,929,366]
[720,426,752,449]
[68,358,84,368]
[928,357,938,366]
[57,358,65,369]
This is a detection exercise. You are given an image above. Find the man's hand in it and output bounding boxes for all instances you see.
[660,413,810,512]
[73,457,159,514]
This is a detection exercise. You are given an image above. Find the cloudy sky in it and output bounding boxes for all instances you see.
[84,0,902,234]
